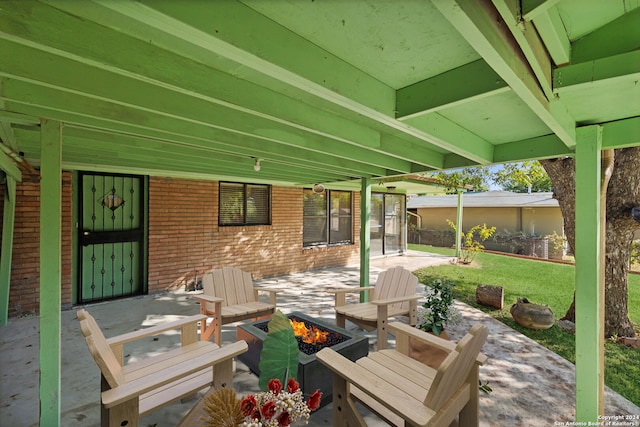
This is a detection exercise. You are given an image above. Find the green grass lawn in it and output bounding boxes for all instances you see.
[408,243,640,407]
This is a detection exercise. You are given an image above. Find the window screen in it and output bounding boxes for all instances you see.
[303,189,352,247]
[219,182,271,226]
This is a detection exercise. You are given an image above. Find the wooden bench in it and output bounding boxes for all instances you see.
[329,266,421,349]
[192,266,280,344]
[316,322,488,427]
[77,309,248,427]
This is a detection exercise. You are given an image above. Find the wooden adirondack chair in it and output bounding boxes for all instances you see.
[77,309,248,427]
[329,266,421,349]
[192,266,279,344]
[316,322,488,427]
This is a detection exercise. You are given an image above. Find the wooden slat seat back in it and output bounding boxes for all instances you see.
[370,265,419,311]
[78,309,125,388]
[425,323,489,411]
[194,266,278,344]
[331,266,421,349]
[316,322,488,427]
[77,308,249,427]
[203,266,256,309]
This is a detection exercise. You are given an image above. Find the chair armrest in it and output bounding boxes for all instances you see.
[106,314,208,347]
[192,294,224,304]
[389,322,487,365]
[326,286,374,295]
[255,288,282,305]
[101,340,248,408]
[371,295,421,306]
[316,348,424,424]
[327,287,374,307]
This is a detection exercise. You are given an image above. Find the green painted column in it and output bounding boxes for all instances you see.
[574,125,604,421]
[360,177,371,302]
[39,119,62,426]
[455,190,464,258]
[1,176,17,325]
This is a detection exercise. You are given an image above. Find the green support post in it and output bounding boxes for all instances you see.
[39,119,62,426]
[1,176,17,325]
[574,125,604,422]
[360,177,371,302]
[455,190,464,258]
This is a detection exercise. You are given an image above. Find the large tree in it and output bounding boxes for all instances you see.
[540,147,640,338]
[433,155,640,338]
[493,160,553,193]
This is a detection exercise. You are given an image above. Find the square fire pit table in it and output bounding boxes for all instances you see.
[236,311,369,408]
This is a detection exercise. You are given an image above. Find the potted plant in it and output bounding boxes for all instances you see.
[410,278,462,368]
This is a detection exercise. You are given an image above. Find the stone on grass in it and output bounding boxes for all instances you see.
[510,298,554,330]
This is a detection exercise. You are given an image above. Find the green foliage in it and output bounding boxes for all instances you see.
[493,160,553,193]
[428,167,491,194]
[258,310,299,391]
[408,243,640,407]
[447,220,496,264]
[417,278,461,335]
[631,240,640,266]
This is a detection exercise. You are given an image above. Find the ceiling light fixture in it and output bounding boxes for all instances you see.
[253,158,261,172]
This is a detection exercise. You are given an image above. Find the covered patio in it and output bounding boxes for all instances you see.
[1,1,639,425]
[1,252,637,426]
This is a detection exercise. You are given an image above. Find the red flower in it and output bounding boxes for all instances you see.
[240,395,257,417]
[277,411,292,426]
[261,400,277,419]
[287,378,299,393]
[268,378,283,394]
[306,389,322,411]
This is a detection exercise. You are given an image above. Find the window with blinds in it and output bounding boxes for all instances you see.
[219,182,271,226]
[303,189,352,247]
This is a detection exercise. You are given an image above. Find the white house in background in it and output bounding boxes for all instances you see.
[407,191,563,238]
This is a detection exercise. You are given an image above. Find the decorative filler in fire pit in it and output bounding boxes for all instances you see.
[237,311,368,409]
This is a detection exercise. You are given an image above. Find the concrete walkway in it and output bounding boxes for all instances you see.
[1,251,638,426]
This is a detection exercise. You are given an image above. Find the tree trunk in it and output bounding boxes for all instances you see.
[540,146,640,338]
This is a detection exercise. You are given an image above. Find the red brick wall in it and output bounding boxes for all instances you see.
[148,177,360,291]
[6,171,73,317]
[5,175,360,317]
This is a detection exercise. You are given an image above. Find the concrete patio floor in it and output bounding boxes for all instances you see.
[1,251,638,426]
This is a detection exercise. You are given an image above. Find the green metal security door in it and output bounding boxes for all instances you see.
[78,172,144,303]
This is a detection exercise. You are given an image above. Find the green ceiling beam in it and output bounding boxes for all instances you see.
[2,1,444,171]
[7,103,389,179]
[0,38,414,171]
[103,0,395,116]
[520,0,560,21]
[402,113,495,165]
[493,134,572,162]
[57,127,381,179]
[433,0,577,150]
[396,59,509,119]
[12,127,359,183]
[601,116,640,150]
[0,77,413,175]
[571,7,640,64]
[530,6,571,65]
[554,51,640,91]
[0,148,21,182]
[4,1,395,155]
[84,0,494,165]
[492,0,554,99]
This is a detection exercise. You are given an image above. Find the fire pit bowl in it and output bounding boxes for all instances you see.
[236,311,368,408]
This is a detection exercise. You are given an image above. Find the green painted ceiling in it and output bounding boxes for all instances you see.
[0,0,638,190]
